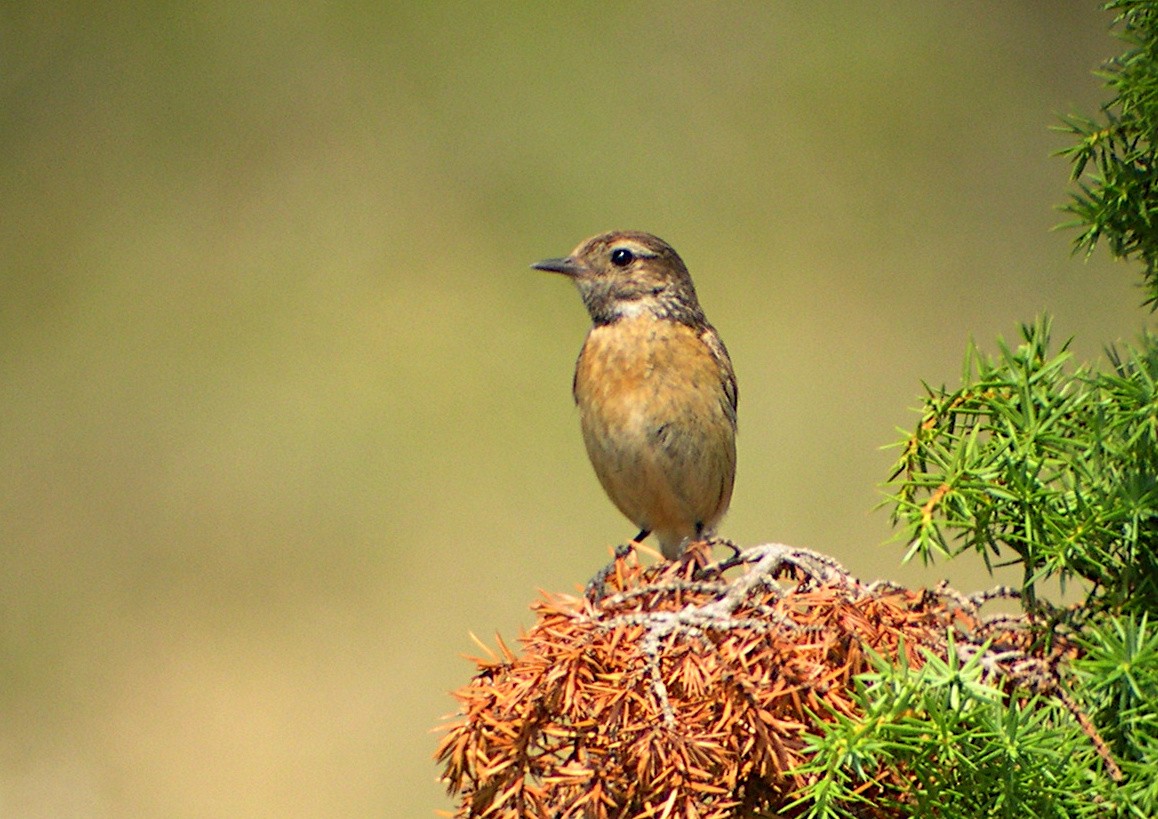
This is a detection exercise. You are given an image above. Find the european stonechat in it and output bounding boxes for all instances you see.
[533,231,737,559]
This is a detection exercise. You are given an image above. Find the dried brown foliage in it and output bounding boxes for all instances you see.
[435,543,1088,818]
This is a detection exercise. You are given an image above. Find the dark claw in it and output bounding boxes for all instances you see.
[585,541,638,602]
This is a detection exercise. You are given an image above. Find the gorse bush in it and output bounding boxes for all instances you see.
[888,317,1158,618]
[1057,0,1158,305]
[866,4,1158,816]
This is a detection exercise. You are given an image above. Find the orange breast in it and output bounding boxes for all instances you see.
[572,316,736,557]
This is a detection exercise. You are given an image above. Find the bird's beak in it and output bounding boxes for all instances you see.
[531,256,585,277]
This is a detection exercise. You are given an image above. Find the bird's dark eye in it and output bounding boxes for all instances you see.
[610,248,634,267]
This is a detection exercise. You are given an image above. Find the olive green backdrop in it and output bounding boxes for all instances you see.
[0,3,1139,816]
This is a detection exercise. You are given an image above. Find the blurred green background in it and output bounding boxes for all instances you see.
[0,2,1142,816]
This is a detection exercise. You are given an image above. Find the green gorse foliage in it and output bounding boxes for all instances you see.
[795,4,1158,816]
[887,317,1158,617]
[1057,0,1158,306]
[793,641,1105,819]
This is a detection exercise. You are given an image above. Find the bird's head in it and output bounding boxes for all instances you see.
[533,231,705,326]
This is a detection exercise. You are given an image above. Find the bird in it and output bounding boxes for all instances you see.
[532,231,737,559]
